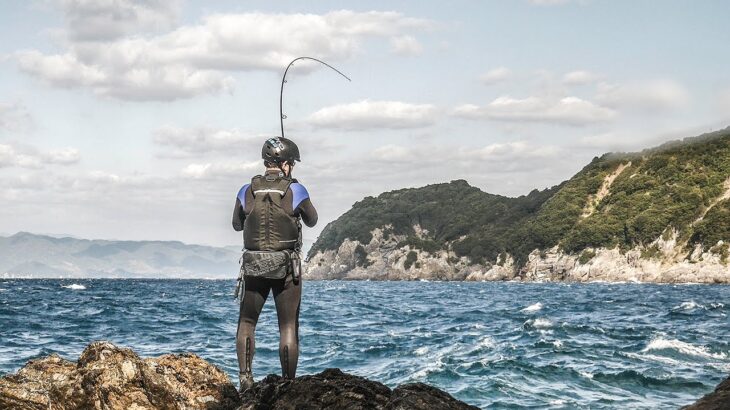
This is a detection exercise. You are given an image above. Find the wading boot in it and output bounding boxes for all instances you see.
[239,371,254,396]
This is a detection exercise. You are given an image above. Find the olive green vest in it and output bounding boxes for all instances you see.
[243,174,300,251]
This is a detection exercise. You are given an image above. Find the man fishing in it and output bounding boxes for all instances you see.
[232,136,318,393]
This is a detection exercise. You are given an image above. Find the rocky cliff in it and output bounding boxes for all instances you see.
[305,128,730,283]
[0,341,478,410]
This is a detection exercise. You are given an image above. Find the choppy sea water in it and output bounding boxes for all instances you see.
[0,280,728,409]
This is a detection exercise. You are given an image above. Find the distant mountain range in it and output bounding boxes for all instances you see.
[0,232,240,278]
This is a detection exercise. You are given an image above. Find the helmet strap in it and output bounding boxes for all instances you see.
[277,161,290,178]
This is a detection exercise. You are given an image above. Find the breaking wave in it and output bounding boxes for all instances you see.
[642,337,727,360]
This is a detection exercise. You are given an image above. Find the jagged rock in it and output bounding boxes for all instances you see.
[239,368,478,410]
[306,230,730,283]
[681,374,730,409]
[0,341,240,410]
[1,344,478,410]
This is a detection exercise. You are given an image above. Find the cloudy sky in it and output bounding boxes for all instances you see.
[1,0,729,248]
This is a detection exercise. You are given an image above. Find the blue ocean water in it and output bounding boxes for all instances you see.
[0,279,728,409]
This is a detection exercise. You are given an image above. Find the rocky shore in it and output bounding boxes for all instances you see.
[0,341,477,409]
[681,374,730,409]
[304,228,730,283]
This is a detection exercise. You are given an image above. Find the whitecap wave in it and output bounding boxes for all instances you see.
[578,370,594,379]
[62,284,86,290]
[525,318,553,329]
[642,337,727,359]
[673,300,703,311]
[521,302,543,313]
[478,336,495,349]
[412,356,445,378]
[625,351,682,366]
[709,302,725,309]
[414,346,429,355]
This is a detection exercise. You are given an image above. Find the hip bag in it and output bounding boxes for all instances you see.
[240,250,291,280]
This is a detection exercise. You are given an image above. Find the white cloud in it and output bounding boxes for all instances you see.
[0,102,33,133]
[596,79,689,112]
[16,10,433,101]
[0,143,80,168]
[473,141,559,159]
[452,95,615,125]
[16,50,234,101]
[46,148,81,165]
[562,70,598,85]
[309,100,438,130]
[390,35,423,56]
[59,0,180,41]
[368,140,561,167]
[153,126,261,157]
[480,67,512,85]
[181,161,260,179]
[371,144,410,161]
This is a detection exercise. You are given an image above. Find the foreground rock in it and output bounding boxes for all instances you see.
[1,342,478,410]
[0,341,239,409]
[681,374,730,409]
[240,368,478,410]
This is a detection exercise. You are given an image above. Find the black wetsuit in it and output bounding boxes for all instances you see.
[232,169,317,379]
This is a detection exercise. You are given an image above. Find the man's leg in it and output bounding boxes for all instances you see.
[273,274,302,379]
[236,277,269,389]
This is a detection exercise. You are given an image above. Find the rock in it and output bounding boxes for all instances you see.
[0,341,239,410]
[305,226,730,283]
[239,368,478,410]
[1,343,478,410]
[681,374,730,409]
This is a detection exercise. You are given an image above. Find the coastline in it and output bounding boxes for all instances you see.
[304,232,730,284]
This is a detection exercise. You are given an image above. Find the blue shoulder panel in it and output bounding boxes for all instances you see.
[290,183,310,210]
[237,184,250,208]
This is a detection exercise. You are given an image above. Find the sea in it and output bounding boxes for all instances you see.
[0,279,728,409]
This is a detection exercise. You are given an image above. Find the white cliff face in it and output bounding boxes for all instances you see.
[520,241,729,284]
[304,226,730,283]
[304,226,486,280]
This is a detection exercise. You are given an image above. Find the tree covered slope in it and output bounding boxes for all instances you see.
[308,127,730,268]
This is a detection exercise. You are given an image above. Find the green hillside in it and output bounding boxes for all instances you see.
[308,128,730,267]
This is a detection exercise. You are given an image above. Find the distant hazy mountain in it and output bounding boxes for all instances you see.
[0,233,240,279]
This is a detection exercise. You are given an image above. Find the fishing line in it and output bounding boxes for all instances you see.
[279,57,351,139]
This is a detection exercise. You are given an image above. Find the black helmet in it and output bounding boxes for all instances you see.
[262,137,301,164]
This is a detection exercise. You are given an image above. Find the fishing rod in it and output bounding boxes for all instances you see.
[279,57,351,139]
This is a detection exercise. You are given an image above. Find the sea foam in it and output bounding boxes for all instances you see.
[642,337,727,359]
[521,302,543,312]
[673,300,703,311]
[524,318,553,329]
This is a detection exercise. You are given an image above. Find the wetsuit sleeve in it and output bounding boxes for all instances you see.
[291,183,318,227]
[298,199,318,227]
[232,198,245,231]
[232,184,250,231]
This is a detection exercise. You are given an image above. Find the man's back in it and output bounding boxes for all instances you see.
[232,170,317,251]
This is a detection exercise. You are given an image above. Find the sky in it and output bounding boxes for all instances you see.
[0,0,729,249]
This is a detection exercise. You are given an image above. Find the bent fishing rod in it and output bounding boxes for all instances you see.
[279,57,351,139]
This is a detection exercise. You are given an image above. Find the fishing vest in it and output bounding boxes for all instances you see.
[243,174,301,252]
